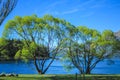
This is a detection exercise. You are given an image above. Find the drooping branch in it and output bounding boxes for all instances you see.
[0,0,18,25]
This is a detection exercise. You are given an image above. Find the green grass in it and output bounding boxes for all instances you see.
[0,74,120,80]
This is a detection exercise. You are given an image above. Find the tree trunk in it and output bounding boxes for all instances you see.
[86,66,91,74]
[34,56,43,74]
[86,69,91,74]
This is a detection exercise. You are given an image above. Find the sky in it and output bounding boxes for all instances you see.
[0,0,120,37]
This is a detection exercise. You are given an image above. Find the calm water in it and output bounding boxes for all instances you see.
[0,59,120,74]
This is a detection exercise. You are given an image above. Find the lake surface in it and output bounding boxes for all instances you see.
[0,59,120,74]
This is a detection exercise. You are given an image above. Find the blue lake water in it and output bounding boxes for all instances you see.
[0,59,120,74]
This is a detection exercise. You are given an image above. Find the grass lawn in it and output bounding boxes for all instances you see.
[0,74,120,80]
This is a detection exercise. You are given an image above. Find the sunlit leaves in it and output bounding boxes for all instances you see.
[3,14,74,62]
[14,50,21,59]
[0,38,7,46]
[2,14,75,74]
[62,26,117,74]
[1,14,118,74]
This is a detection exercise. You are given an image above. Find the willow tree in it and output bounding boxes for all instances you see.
[3,15,73,74]
[0,0,17,25]
[62,26,116,74]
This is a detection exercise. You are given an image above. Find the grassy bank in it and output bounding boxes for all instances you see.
[0,74,120,80]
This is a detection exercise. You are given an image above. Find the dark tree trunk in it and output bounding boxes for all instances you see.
[86,70,91,74]
[86,65,91,74]
[33,56,43,74]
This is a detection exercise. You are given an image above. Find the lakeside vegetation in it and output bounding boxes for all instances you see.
[0,74,120,80]
[1,14,120,74]
[0,1,120,80]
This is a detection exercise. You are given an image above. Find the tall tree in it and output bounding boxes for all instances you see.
[0,0,17,25]
[62,26,116,74]
[3,15,73,74]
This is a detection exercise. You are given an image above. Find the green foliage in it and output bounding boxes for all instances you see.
[62,26,117,74]
[2,14,118,74]
[14,50,21,59]
[0,38,23,60]
[0,38,8,46]
[2,14,74,74]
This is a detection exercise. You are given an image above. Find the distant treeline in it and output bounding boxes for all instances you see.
[0,39,23,61]
[0,38,49,61]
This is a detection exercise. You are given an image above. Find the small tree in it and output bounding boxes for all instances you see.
[62,26,116,74]
[3,15,73,74]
